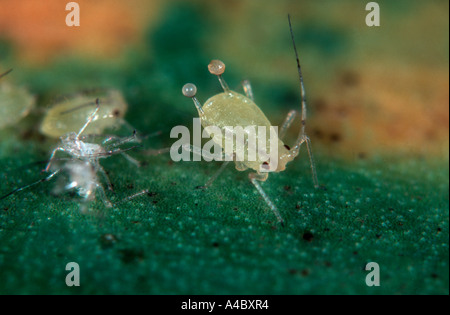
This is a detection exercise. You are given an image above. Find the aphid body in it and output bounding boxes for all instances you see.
[40,89,128,138]
[0,69,35,128]
[182,16,319,225]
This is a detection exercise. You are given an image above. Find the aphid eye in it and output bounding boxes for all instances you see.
[262,161,270,169]
[113,109,120,117]
[284,144,291,150]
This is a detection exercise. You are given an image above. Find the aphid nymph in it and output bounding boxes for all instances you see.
[0,68,35,129]
[1,100,146,210]
[44,99,141,174]
[40,89,131,138]
[182,16,318,225]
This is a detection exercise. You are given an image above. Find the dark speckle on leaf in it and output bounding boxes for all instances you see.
[302,231,314,242]
[119,249,144,264]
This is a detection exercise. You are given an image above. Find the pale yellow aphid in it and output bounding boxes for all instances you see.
[181,16,319,226]
[0,69,35,128]
[40,89,129,138]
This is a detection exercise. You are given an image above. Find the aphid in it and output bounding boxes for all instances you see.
[40,89,131,138]
[0,69,35,129]
[1,101,146,210]
[181,16,318,226]
[44,99,141,175]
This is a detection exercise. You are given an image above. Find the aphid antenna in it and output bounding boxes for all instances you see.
[0,69,13,79]
[76,98,101,138]
[60,100,99,115]
[0,169,61,201]
[288,14,319,189]
[288,14,308,138]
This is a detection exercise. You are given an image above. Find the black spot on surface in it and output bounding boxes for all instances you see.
[358,152,367,159]
[119,249,144,264]
[329,132,342,142]
[313,129,324,139]
[302,231,314,242]
[212,242,219,248]
[340,70,360,87]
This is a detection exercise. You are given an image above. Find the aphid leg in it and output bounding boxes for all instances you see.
[197,160,231,189]
[118,189,149,204]
[95,183,113,208]
[279,110,298,140]
[0,169,61,200]
[96,164,114,191]
[44,147,64,172]
[241,80,255,101]
[102,131,139,148]
[182,144,227,161]
[120,152,141,167]
[181,144,233,188]
[102,132,141,166]
[76,99,100,139]
[249,173,284,226]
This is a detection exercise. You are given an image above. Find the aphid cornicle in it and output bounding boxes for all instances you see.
[182,16,318,226]
[40,89,130,138]
[0,69,35,129]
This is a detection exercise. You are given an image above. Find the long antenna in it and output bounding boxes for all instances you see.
[0,69,13,79]
[288,14,319,189]
[0,170,60,200]
[288,14,308,138]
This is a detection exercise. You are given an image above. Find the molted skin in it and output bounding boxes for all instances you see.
[40,90,128,138]
[60,132,106,159]
[0,83,35,128]
[200,91,291,177]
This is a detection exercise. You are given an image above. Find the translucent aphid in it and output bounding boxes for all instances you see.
[0,69,35,128]
[40,89,131,138]
[44,99,141,173]
[181,16,318,226]
[1,101,147,210]
[1,159,148,212]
